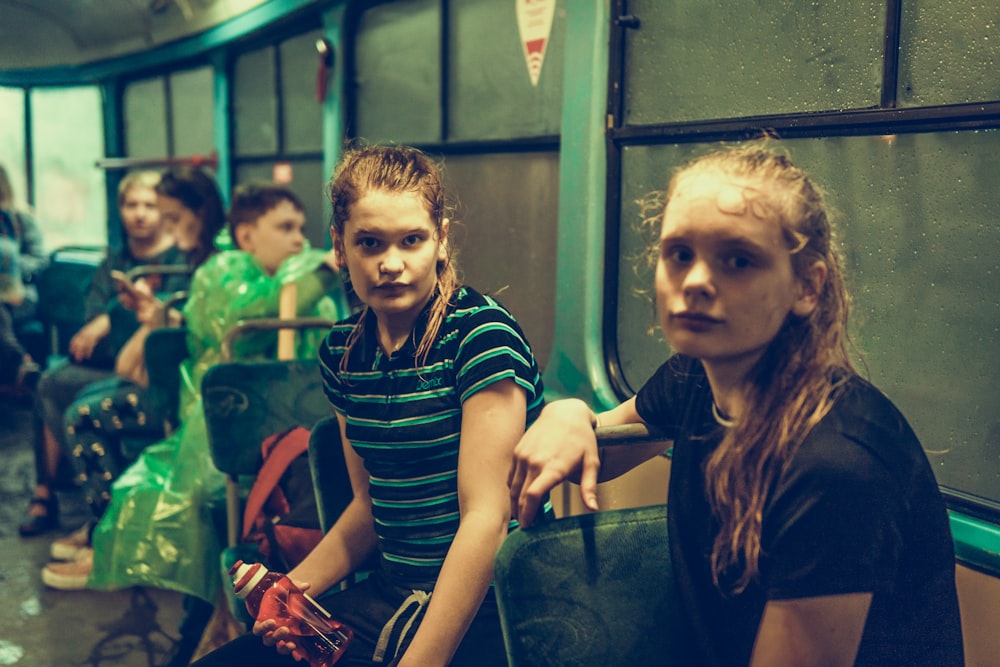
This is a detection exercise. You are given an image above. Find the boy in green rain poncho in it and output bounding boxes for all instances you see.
[83,184,349,603]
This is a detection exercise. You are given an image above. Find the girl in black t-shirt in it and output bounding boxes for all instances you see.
[508,144,964,666]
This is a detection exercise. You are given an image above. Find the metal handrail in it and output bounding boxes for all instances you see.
[595,422,670,447]
[220,316,336,363]
[124,264,194,282]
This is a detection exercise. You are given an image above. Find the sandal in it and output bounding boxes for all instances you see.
[18,494,59,537]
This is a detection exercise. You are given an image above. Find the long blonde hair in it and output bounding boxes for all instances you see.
[665,145,855,593]
[328,145,459,369]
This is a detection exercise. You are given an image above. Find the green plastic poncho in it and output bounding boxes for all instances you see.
[89,248,349,602]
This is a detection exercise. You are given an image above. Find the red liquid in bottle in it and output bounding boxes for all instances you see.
[231,560,353,666]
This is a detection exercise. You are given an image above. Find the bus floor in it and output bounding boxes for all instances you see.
[0,397,187,667]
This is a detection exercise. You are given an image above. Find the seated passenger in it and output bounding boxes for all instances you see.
[508,144,964,666]
[0,300,39,391]
[193,145,548,667]
[18,170,191,537]
[80,183,348,620]
[40,166,229,585]
[0,163,47,390]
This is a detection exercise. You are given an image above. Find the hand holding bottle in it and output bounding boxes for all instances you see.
[231,560,352,666]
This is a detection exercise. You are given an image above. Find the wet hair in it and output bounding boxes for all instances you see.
[327,144,458,368]
[664,143,854,594]
[227,183,304,247]
[117,170,161,208]
[0,164,12,209]
[156,166,225,268]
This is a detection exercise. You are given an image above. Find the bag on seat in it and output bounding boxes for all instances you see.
[241,426,323,571]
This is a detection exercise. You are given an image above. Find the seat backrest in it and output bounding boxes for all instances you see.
[202,358,330,478]
[202,357,330,552]
[143,327,189,432]
[206,362,334,624]
[307,415,377,587]
[35,246,105,358]
[494,504,677,667]
[307,416,354,533]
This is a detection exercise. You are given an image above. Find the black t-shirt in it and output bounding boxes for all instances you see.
[85,244,190,369]
[635,355,964,666]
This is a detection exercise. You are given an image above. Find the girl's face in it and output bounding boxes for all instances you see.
[655,173,819,376]
[119,186,161,242]
[157,194,202,252]
[334,189,447,334]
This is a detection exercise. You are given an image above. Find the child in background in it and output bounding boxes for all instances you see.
[40,166,228,588]
[0,162,47,386]
[19,170,189,538]
[81,182,349,666]
[84,183,348,597]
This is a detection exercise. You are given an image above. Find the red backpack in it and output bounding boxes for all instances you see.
[241,426,324,570]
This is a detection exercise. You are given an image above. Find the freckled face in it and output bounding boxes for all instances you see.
[157,194,202,252]
[656,174,811,374]
[334,190,447,333]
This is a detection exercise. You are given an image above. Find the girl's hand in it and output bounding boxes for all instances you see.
[253,619,305,661]
[251,580,317,664]
[69,315,110,361]
[135,296,165,327]
[114,274,152,311]
[508,398,602,527]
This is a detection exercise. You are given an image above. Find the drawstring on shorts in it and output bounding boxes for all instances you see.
[372,589,432,663]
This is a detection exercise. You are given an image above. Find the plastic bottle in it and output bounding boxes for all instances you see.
[230,560,353,666]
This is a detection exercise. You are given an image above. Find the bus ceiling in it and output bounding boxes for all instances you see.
[0,0,275,71]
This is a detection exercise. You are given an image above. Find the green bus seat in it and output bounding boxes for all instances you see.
[202,317,335,622]
[307,416,353,533]
[306,415,376,588]
[143,326,189,434]
[203,357,330,622]
[35,246,105,361]
[494,504,677,667]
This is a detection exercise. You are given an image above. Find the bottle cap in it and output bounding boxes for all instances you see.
[230,560,268,599]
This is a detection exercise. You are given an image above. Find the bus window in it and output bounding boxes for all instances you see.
[616,134,1000,503]
[30,86,106,249]
[169,67,215,160]
[233,31,327,251]
[609,0,1000,506]
[622,0,884,125]
[349,0,565,369]
[899,0,1000,106]
[0,86,27,206]
[354,0,441,145]
[124,78,169,160]
[444,151,558,367]
[448,0,565,141]
[124,67,214,171]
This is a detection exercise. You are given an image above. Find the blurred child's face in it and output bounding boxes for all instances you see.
[335,189,447,335]
[655,173,818,377]
[119,186,161,242]
[239,200,306,275]
[157,194,201,252]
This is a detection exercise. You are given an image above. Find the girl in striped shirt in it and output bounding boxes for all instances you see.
[195,144,547,667]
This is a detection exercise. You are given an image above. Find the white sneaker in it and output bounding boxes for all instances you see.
[41,547,93,591]
[50,522,92,561]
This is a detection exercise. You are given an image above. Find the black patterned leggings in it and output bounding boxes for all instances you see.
[62,376,166,518]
